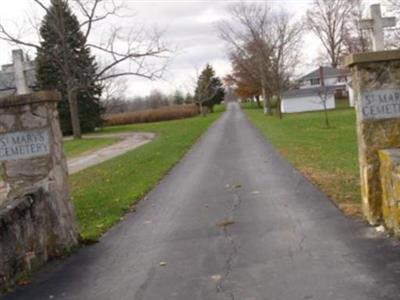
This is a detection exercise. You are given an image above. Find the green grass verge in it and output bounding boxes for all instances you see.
[0,137,117,181]
[63,137,118,158]
[335,98,351,110]
[243,104,361,216]
[70,108,224,241]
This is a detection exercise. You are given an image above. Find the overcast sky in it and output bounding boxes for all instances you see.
[0,0,385,98]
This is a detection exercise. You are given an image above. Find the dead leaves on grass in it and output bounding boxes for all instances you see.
[338,203,362,218]
[300,166,361,218]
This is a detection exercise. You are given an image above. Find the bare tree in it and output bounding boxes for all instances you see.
[343,0,369,54]
[385,0,400,48]
[219,3,302,116]
[306,0,353,67]
[0,0,170,139]
[101,67,128,113]
[147,89,169,109]
[318,66,330,128]
[102,76,128,104]
[268,10,303,118]
[219,3,274,115]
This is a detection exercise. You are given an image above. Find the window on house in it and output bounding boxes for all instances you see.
[310,78,320,85]
[338,76,347,82]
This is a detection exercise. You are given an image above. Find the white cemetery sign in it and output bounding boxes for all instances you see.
[360,89,400,120]
[0,128,51,161]
[360,4,396,51]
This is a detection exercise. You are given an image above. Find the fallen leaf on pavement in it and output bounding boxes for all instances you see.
[211,274,222,281]
[217,220,235,228]
[17,279,31,286]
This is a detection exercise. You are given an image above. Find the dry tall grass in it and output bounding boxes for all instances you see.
[103,104,199,126]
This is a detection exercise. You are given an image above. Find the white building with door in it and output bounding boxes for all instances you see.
[281,67,351,113]
[281,86,336,113]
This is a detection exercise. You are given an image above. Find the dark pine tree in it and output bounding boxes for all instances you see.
[36,0,103,135]
[194,64,225,113]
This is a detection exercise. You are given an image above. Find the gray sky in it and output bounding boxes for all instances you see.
[0,0,384,97]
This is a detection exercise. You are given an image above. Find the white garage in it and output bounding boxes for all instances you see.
[281,87,336,114]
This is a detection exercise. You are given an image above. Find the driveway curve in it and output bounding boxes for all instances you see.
[67,132,155,174]
[0,132,154,203]
[5,102,400,300]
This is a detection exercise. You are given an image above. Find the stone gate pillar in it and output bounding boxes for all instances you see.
[0,91,78,289]
[345,50,400,225]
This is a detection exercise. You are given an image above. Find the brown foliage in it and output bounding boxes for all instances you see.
[103,105,199,126]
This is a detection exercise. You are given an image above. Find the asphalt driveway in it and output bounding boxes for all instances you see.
[5,102,400,300]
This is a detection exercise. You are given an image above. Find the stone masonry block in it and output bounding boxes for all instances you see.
[379,149,400,236]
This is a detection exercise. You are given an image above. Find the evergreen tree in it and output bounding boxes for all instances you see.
[36,0,103,135]
[184,92,194,104]
[194,64,225,113]
[173,90,184,105]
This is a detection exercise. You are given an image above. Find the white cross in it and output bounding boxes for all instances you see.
[2,50,32,95]
[12,50,31,95]
[359,4,396,51]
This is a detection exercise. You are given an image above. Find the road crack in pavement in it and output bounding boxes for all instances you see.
[216,191,242,300]
[134,266,156,300]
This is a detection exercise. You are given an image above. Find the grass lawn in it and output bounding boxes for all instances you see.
[63,137,118,158]
[335,98,351,109]
[70,106,224,241]
[0,137,118,181]
[243,103,361,216]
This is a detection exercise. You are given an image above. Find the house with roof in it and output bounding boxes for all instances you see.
[281,66,352,114]
[0,50,36,97]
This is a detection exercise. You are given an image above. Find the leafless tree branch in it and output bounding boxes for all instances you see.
[219,2,302,116]
[0,0,171,139]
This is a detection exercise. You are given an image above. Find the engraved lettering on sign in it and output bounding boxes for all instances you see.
[0,128,51,161]
[361,89,400,120]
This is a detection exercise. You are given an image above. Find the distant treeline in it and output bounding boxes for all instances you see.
[103,90,194,115]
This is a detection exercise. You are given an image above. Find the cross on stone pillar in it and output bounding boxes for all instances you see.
[10,49,31,95]
[360,4,396,51]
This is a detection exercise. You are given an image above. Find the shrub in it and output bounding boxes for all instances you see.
[103,104,199,126]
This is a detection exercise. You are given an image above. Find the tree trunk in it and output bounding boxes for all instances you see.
[261,87,271,115]
[199,102,206,117]
[67,81,82,139]
[276,96,283,119]
[323,100,330,128]
[255,95,262,108]
[259,62,272,115]
[261,75,272,115]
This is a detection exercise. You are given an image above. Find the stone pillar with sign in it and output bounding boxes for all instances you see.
[0,91,78,289]
[345,50,400,224]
